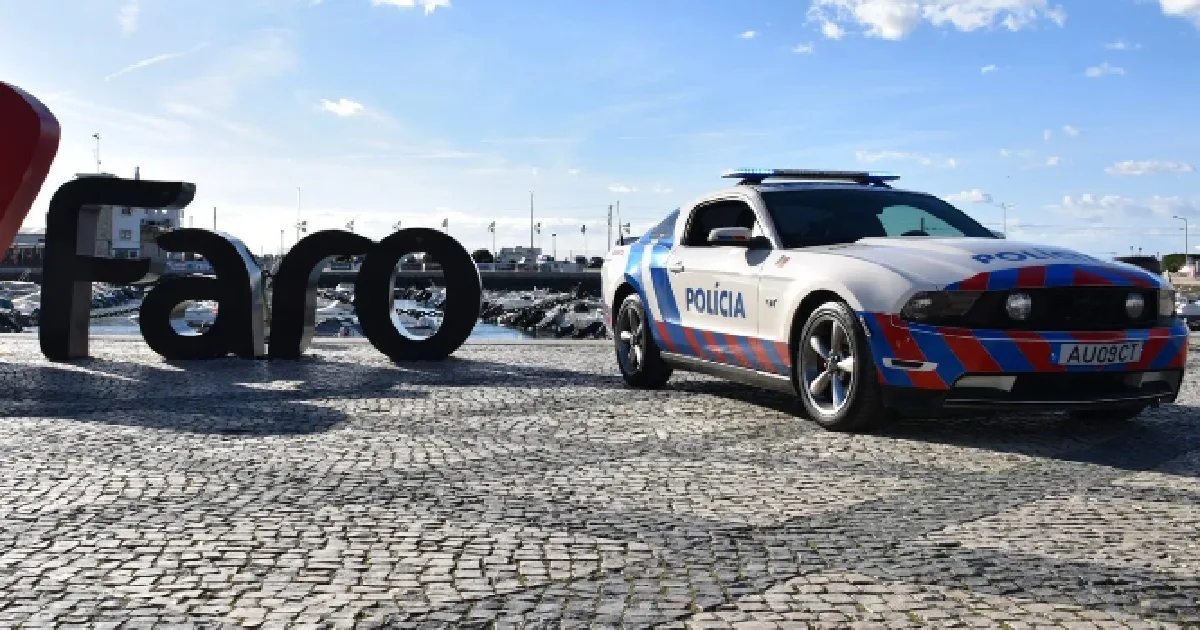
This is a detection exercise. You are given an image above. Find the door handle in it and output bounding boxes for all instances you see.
[669,261,685,273]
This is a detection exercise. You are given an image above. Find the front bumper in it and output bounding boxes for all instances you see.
[860,313,1188,410]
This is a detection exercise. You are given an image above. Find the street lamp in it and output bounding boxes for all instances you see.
[552,233,557,260]
[1173,215,1189,275]
[92,133,101,173]
[973,194,1011,235]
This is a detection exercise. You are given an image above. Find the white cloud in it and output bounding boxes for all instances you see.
[567,168,580,176]
[117,0,139,36]
[793,42,816,53]
[105,53,183,82]
[946,189,992,203]
[1085,62,1125,77]
[1050,193,1200,223]
[371,0,450,15]
[104,43,208,82]
[1062,124,1080,136]
[1105,160,1196,176]
[855,150,957,168]
[1043,129,1052,141]
[1045,156,1061,167]
[999,148,1035,159]
[608,184,638,193]
[652,184,673,194]
[1105,39,1142,50]
[320,98,365,117]
[807,0,1066,41]
[821,21,847,39]
[161,29,298,114]
[1159,0,1200,26]
[981,64,997,74]
[740,30,758,39]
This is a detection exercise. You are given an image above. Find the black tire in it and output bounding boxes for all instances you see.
[1066,405,1147,423]
[794,301,890,432]
[613,293,673,388]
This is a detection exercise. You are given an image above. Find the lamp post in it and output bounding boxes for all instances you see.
[92,133,101,173]
[974,195,1011,235]
[1174,215,1188,275]
[607,205,613,251]
[488,221,496,260]
[552,233,557,260]
[581,224,587,258]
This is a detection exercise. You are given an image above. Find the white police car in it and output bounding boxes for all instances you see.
[600,169,1187,432]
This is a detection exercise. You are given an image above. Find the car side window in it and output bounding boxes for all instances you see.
[682,201,756,246]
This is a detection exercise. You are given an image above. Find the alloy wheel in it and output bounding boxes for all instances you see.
[800,316,857,414]
[617,304,645,374]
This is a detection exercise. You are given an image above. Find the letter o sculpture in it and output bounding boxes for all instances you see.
[354,227,482,361]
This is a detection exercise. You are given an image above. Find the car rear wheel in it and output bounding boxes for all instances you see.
[796,301,889,432]
[614,293,672,388]
[1066,405,1148,423]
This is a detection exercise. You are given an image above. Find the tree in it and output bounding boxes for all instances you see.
[471,249,494,264]
[1163,254,1184,273]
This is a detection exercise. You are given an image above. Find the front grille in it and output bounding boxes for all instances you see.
[956,287,1159,331]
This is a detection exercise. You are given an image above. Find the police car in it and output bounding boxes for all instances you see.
[600,169,1188,432]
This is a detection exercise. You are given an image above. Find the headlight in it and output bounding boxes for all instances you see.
[1005,292,1032,320]
[900,291,980,323]
[1159,289,1176,317]
[1125,292,1145,319]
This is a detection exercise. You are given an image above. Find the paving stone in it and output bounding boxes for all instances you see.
[0,336,1196,628]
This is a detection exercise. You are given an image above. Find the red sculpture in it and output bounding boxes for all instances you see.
[0,82,60,252]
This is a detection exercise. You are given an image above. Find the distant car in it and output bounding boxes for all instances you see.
[589,256,604,268]
[601,168,1187,432]
[574,255,588,266]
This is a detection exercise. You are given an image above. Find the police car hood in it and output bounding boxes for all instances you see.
[802,237,1161,288]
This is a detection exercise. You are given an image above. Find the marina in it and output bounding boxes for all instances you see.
[0,278,609,341]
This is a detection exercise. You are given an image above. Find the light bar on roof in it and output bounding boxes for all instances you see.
[721,168,901,185]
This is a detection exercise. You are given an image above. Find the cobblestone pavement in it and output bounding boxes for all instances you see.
[0,335,1198,629]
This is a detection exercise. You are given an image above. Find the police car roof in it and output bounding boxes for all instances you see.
[753,181,911,192]
[712,181,924,197]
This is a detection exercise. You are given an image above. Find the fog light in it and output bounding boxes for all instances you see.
[1006,292,1032,320]
[1125,292,1145,319]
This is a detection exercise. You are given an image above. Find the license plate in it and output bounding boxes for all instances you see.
[1056,342,1143,366]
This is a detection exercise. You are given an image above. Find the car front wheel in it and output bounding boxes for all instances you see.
[613,293,672,388]
[795,301,889,432]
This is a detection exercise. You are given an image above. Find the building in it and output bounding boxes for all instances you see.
[74,168,185,261]
[496,246,543,265]
[2,229,46,267]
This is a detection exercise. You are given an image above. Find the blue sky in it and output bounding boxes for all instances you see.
[2,0,1198,259]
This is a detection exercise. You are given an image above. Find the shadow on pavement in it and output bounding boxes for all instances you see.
[0,354,597,437]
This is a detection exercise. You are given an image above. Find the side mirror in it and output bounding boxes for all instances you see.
[708,227,753,245]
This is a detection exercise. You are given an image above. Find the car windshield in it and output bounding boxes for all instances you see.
[761,188,997,248]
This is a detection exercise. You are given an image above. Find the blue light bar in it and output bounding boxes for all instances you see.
[721,168,901,186]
